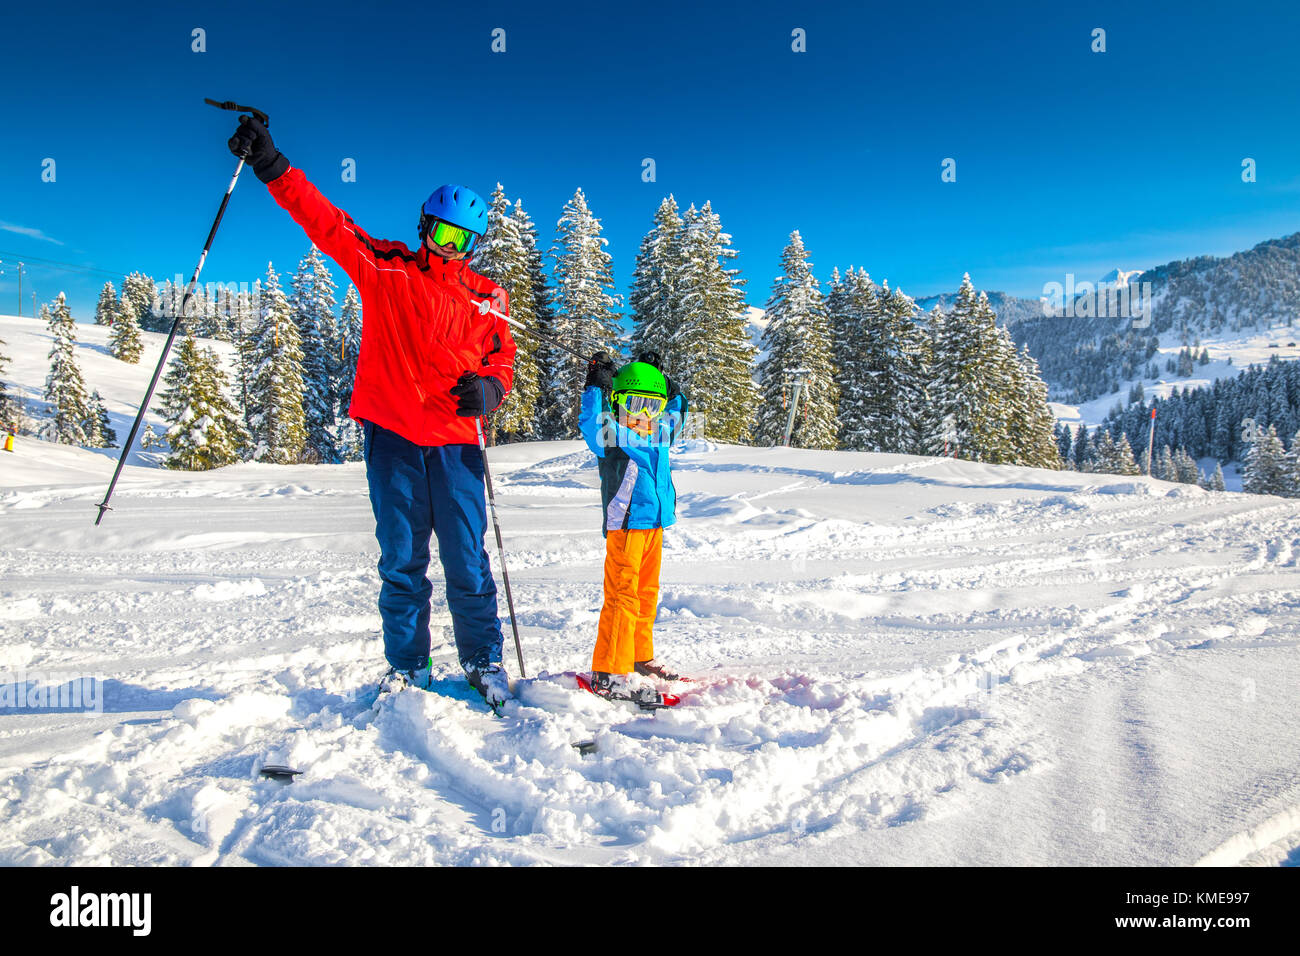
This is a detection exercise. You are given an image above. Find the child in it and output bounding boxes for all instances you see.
[579,352,688,703]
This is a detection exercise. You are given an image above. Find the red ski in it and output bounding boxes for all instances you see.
[575,673,680,710]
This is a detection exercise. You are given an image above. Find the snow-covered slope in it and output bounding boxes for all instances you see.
[4,436,1300,865]
[4,310,1299,866]
[0,312,237,467]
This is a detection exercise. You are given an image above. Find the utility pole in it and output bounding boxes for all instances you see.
[782,368,809,447]
[0,260,23,316]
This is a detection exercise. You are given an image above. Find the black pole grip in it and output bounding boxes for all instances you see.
[204,97,270,127]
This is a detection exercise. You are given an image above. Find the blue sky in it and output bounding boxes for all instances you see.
[2,0,1299,322]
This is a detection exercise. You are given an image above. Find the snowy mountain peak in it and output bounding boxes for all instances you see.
[1098,268,1144,288]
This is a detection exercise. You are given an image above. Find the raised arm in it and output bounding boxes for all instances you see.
[229,115,387,288]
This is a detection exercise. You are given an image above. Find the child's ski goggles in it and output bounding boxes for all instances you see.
[425,218,479,254]
[614,391,668,418]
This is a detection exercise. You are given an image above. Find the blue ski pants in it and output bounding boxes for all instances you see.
[362,420,503,671]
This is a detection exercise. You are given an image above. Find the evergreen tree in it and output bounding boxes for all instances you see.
[509,199,560,439]
[471,185,542,442]
[1008,342,1062,468]
[1114,433,1142,475]
[121,272,160,332]
[85,390,117,449]
[754,232,839,448]
[1204,461,1227,491]
[109,295,144,364]
[836,274,928,453]
[245,265,306,463]
[0,335,15,431]
[629,196,686,362]
[1173,448,1201,484]
[670,201,756,442]
[1154,444,1175,481]
[1242,424,1290,495]
[234,279,262,427]
[1073,425,1091,470]
[94,282,119,326]
[41,296,92,445]
[1055,422,1072,466]
[926,275,1002,458]
[156,334,248,469]
[336,285,364,460]
[1088,430,1140,475]
[545,188,621,438]
[291,245,340,463]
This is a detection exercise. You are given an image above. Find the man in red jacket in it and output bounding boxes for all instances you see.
[229,116,516,708]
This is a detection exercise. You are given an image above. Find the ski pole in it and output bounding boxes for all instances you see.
[95,98,268,525]
[473,298,589,364]
[474,381,526,678]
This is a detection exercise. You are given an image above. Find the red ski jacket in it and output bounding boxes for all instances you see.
[267,166,515,447]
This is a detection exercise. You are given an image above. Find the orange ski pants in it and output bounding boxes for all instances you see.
[592,528,663,675]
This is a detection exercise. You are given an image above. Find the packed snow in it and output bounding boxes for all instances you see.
[2,315,1299,866]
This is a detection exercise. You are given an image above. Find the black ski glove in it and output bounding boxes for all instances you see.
[635,351,680,401]
[451,372,504,417]
[228,115,290,184]
[585,351,616,392]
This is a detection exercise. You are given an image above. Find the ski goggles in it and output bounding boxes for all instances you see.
[614,391,668,418]
[425,217,479,254]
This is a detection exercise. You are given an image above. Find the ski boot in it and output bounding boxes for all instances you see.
[591,671,662,706]
[374,659,432,709]
[464,660,511,713]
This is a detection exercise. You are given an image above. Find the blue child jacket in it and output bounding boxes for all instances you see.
[579,386,688,535]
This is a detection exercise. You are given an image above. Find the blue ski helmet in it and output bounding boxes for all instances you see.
[419,184,487,244]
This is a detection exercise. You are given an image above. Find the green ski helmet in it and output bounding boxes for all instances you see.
[612,361,667,396]
[611,361,668,418]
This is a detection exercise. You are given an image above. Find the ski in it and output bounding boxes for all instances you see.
[575,672,680,710]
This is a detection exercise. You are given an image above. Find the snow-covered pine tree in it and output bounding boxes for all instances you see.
[629,196,685,363]
[1114,433,1142,475]
[41,296,92,445]
[471,185,542,443]
[336,285,364,460]
[94,282,119,326]
[1154,445,1176,481]
[1072,425,1091,470]
[835,272,890,451]
[507,200,562,439]
[121,272,161,332]
[1007,343,1061,469]
[0,335,15,431]
[1056,422,1073,467]
[1242,424,1290,495]
[754,232,839,449]
[1173,448,1201,484]
[670,201,756,442]
[85,390,117,449]
[1087,430,1140,475]
[927,275,1001,459]
[156,334,248,470]
[109,295,144,364]
[245,265,306,463]
[545,188,621,438]
[291,245,340,463]
[233,280,261,429]
[1202,461,1226,491]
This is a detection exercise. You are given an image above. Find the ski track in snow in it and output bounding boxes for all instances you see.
[2,432,1299,865]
